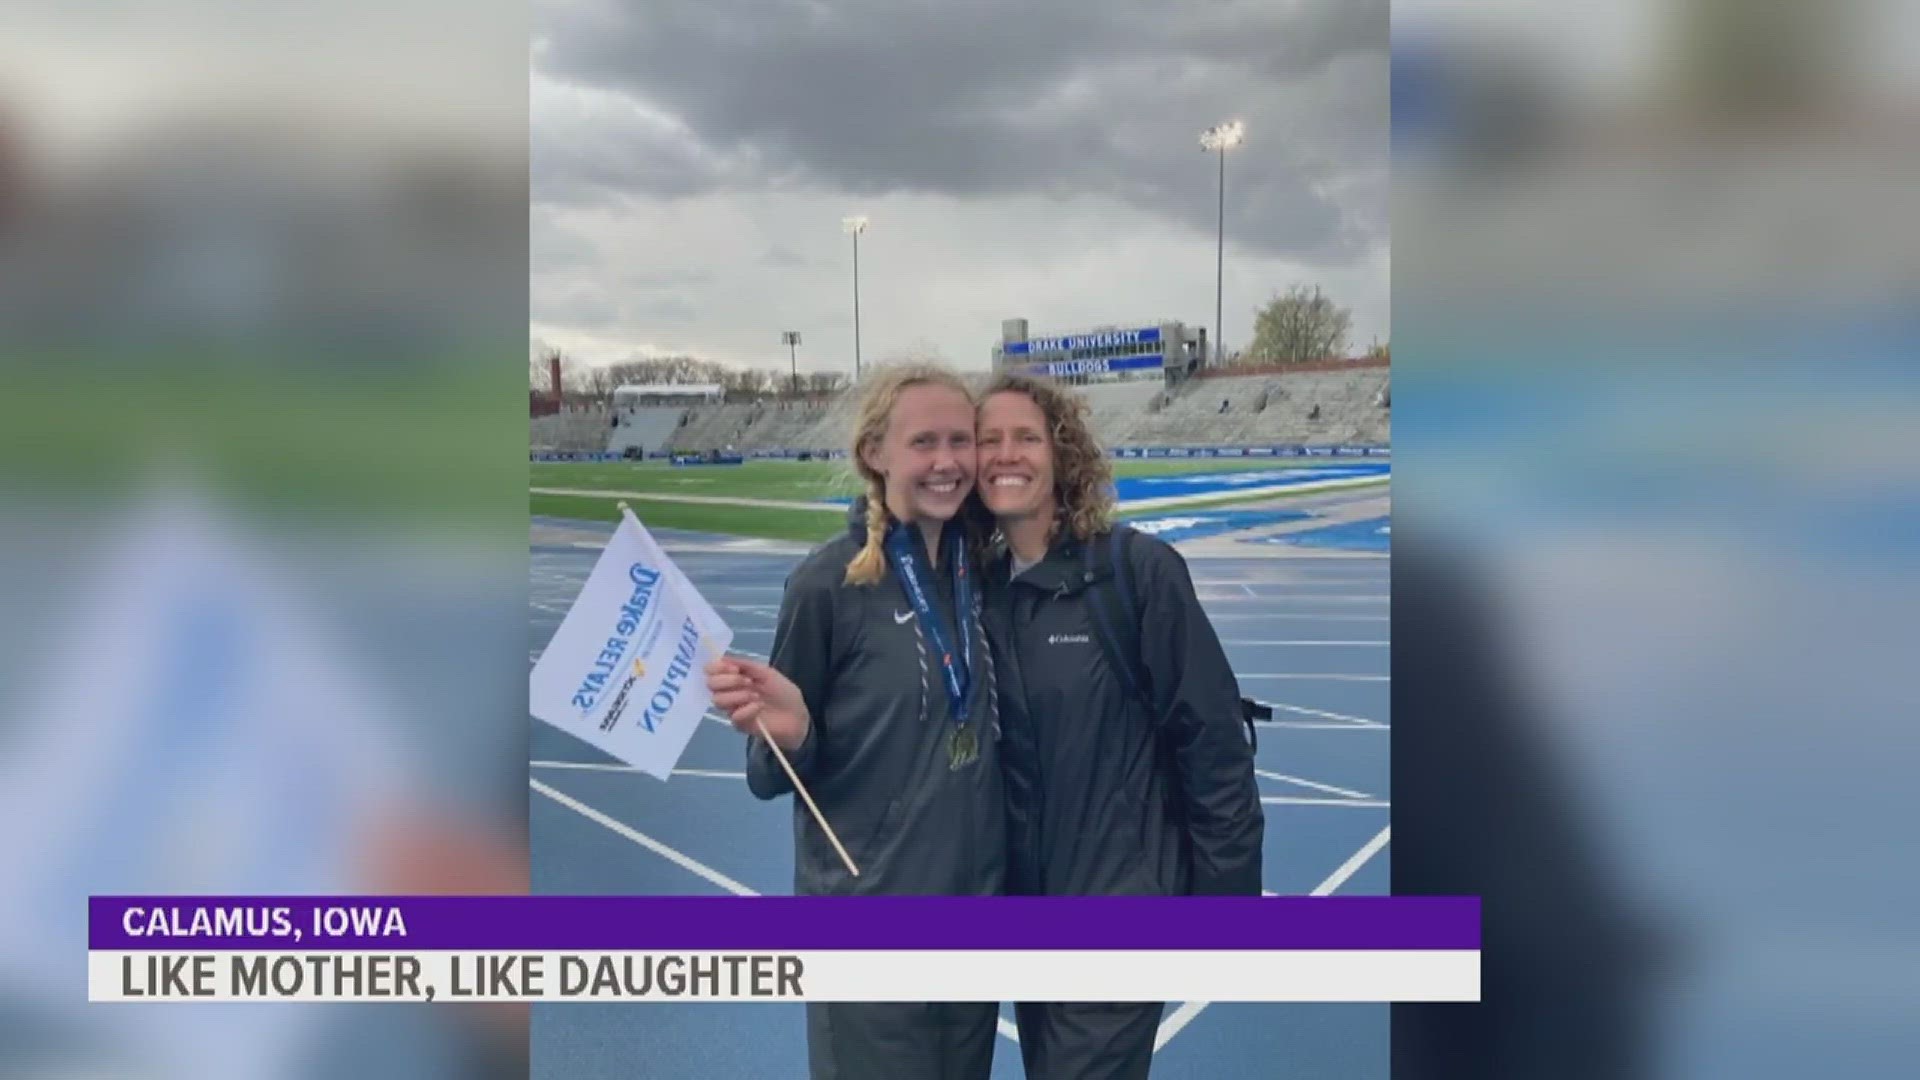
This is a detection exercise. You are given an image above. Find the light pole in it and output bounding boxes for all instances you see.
[842,215,868,379]
[782,330,802,396]
[1200,120,1244,367]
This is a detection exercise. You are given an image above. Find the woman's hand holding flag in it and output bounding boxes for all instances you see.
[706,655,857,878]
[706,656,810,752]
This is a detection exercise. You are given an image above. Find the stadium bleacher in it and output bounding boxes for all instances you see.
[1110,368,1390,448]
[653,366,1389,455]
[605,407,687,458]
[536,364,1389,458]
[530,405,616,454]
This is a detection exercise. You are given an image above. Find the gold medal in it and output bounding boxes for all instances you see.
[948,725,978,769]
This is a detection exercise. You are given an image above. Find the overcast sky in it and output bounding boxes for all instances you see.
[531,0,1388,375]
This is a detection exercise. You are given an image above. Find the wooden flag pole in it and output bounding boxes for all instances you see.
[611,501,861,879]
[755,719,860,879]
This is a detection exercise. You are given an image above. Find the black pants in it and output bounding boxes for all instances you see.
[806,1001,1000,1080]
[1014,1001,1165,1080]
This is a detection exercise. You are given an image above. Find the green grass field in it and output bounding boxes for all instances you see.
[532,493,850,541]
[531,457,1324,503]
[4,363,525,525]
[530,457,1380,540]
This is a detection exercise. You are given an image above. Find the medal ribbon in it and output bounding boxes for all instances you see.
[884,523,973,727]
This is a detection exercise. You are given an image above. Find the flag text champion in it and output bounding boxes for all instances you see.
[639,617,702,733]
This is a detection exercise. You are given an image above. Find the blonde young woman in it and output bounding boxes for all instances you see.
[974,372,1263,1080]
[705,363,1004,1080]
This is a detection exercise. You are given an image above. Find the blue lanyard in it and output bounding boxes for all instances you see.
[885,524,972,726]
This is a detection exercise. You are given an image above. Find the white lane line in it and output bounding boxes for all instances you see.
[1201,593,1389,603]
[1315,825,1393,896]
[1258,720,1391,731]
[1238,673,1389,683]
[1154,826,1393,1053]
[1254,769,1372,800]
[1207,613,1388,622]
[1259,796,1391,808]
[1223,640,1388,647]
[1192,579,1386,588]
[531,761,744,780]
[1252,701,1381,726]
[530,779,756,897]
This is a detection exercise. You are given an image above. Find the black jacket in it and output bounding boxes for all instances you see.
[748,506,1008,1078]
[747,504,1005,899]
[983,528,1263,898]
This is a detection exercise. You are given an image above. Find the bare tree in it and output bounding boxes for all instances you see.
[584,364,621,399]
[551,349,856,405]
[1248,285,1353,364]
[806,371,848,396]
[720,367,767,398]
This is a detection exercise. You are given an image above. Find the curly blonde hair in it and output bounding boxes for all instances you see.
[843,363,977,586]
[979,372,1115,543]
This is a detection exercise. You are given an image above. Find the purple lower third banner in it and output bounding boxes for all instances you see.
[88,897,1482,1003]
[92,896,1478,951]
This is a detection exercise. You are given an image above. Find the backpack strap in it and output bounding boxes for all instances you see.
[1083,525,1264,751]
[1083,526,1152,709]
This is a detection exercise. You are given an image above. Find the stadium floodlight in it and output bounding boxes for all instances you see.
[842,216,869,378]
[1199,120,1245,153]
[782,330,802,395]
[1200,121,1245,367]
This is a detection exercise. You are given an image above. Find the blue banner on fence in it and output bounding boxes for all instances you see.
[741,448,847,460]
[533,451,624,462]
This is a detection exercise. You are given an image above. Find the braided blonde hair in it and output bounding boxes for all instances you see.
[843,363,977,586]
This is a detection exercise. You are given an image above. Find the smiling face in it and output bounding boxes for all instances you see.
[860,383,977,527]
[975,389,1057,524]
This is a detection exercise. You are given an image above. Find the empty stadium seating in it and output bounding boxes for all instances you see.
[1104,368,1390,448]
[558,365,1390,457]
[662,400,842,456]
[605,407,687,458]
[530,406,617,453]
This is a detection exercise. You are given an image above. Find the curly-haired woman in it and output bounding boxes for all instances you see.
[973,372,1263,1080]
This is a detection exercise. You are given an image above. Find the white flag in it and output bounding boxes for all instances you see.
[529,507,733,779]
